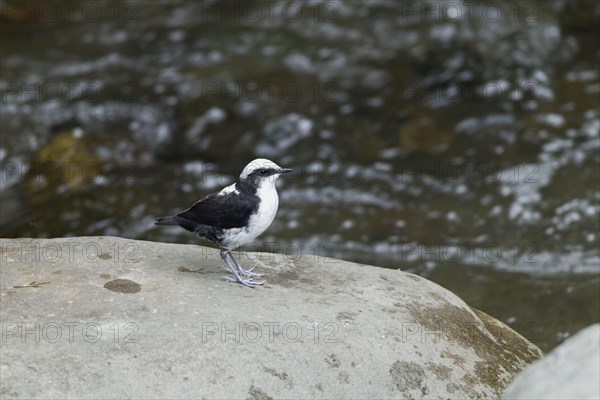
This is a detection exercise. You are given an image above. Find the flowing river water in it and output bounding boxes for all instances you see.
[1,0,599,352]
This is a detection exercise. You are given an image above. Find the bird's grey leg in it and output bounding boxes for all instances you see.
[221,250,246,275]
[227,251,265,278]
[220,250,264,287]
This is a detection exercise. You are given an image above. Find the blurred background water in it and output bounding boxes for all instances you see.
[1,0,599,352]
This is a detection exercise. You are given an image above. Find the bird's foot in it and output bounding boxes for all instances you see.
[225,267,265,278]
[221,250,265,287]
[239,267,266,278]
[223,275,265,288]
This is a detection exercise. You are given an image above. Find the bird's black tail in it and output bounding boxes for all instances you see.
[155,216,178,225]
[155,215,199,235]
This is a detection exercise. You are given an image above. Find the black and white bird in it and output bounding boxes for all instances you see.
[155,159,292,287]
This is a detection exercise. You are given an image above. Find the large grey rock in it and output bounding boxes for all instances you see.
[1,237,542,399]
[503,324,600,399]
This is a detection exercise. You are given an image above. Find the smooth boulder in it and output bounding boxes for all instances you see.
[1,237,543,399]
[503,324,600,399]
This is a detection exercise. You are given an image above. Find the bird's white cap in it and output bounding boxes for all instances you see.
[240,158,287,180]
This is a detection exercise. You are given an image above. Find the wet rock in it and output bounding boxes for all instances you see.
[503,324,600,400]
[1,237,542,399]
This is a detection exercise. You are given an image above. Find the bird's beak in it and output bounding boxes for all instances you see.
[279,168,293,174]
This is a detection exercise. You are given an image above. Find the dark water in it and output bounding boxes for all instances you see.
[1,0,599,352]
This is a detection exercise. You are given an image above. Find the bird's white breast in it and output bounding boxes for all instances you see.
[249,180,279,234]
[220,180,279,249]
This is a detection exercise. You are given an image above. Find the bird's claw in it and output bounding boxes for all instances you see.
[222,276,265,288]
[241,270,266,278]
[225,268,265,278]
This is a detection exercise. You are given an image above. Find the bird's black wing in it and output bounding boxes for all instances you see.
[176,190,257,229]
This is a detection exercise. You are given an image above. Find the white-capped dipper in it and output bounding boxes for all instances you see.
[155,159,292,287]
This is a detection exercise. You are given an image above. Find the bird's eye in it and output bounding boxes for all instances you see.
[259,168,268,175]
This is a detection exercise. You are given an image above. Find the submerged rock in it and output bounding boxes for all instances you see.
[25,129,101,197]
[0,237,542,398]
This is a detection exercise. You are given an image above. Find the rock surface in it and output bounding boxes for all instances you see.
[1,237,543,399]
[503,323,600,400]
